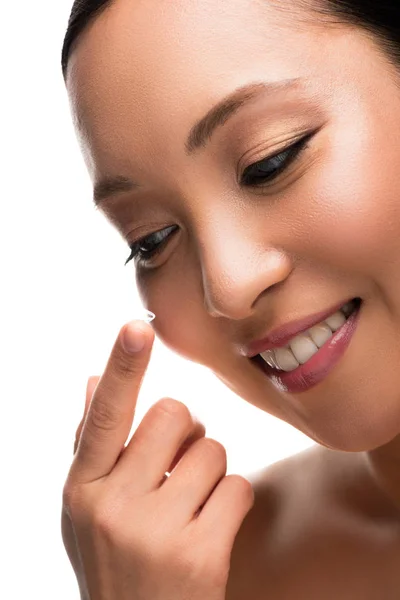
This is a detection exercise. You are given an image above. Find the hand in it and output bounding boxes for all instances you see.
[61,320,255,600]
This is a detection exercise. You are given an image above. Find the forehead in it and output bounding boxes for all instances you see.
[66,0,342,175]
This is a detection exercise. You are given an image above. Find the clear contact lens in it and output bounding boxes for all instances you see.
[133,309,156,323]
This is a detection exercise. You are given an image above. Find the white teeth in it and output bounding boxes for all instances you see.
[273,347,300,372]
[259,350,276,369]
[325,311,346,332]
[308,323,333,348]
[269,352,281,370]
[289,335,319,365]
[258,302,355,372]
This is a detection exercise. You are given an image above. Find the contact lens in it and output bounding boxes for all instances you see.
[133,309,156,323]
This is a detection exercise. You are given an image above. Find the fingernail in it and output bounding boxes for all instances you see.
[122,321,147,353]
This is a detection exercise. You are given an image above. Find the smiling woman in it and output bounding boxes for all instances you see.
[60,1,400,599]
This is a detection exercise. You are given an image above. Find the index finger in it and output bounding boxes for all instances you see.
[71,320,155,484]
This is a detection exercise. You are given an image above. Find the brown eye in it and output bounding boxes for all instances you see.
[241,133,313,187]
[125,225,179,266]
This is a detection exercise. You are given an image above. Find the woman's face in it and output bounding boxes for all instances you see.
[67,0,400,452]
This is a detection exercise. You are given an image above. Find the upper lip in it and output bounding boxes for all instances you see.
[244,297,355,358]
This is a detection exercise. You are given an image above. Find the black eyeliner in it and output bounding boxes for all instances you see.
[240,130,315,187]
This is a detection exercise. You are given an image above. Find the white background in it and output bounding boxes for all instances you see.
[1,2,314,598]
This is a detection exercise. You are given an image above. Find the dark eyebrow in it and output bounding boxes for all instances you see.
[94,176,140,206]
[94,78,302,206]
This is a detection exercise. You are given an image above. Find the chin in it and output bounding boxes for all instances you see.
[291,386,400,453]
[213,314,400,454]
[223,371,400,455]
[245,304,400,454]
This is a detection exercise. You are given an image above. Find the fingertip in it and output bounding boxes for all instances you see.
[121,320,154,354]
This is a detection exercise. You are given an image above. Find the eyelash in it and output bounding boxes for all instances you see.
[124,225,179,266]
[125,132,313,266]
[240,131,313,187]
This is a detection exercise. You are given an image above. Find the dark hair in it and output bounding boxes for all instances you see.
[61,1,400,78]
[62,0,112,77]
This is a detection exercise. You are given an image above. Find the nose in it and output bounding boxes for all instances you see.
[201,232,292,320]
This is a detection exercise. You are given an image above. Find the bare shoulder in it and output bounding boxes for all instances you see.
[226,445,400,600]
[226,444,329,598]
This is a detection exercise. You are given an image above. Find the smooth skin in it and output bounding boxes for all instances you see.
[63,0,400,597]
[62,321,254,599]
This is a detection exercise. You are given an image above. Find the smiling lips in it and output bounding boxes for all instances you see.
[246,298,358,357]
[247,298,362,394]
[258,301,355,372]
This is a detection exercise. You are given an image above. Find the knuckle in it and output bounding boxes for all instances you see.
[154,397,192,423]
[112,347,141,382]
[91,497,120,537]
[62,480,86,515]
[62,482,75,508]
[225,475,255,502]
[88,397,121,434]
[202,437,227,458]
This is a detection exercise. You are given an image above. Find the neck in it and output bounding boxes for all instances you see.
[364,433,400,515]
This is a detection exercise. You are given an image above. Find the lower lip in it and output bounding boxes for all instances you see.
[253,302,362,394]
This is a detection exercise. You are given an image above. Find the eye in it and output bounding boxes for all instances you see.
[240,132,314,187]
[125,225,179,266]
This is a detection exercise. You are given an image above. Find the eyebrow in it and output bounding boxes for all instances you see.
[93,77,302,205]
[93,175,138,206]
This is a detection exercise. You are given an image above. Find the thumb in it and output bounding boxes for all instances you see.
[73,376,101,454]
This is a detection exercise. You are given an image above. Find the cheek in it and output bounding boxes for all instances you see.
[137,266,223,364]
[296,127,400,281]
